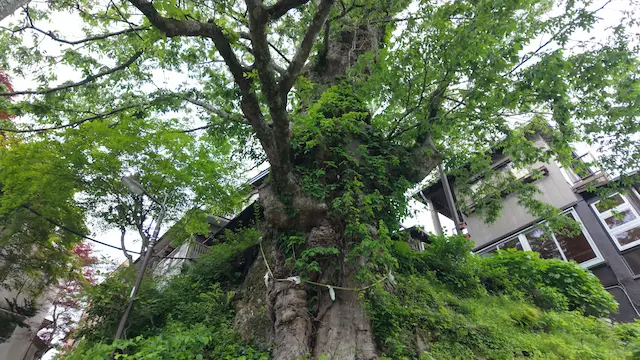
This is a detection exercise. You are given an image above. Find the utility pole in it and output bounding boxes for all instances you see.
[112,177,166,343]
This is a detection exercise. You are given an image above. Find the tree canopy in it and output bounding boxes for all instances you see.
[1,0,640,358]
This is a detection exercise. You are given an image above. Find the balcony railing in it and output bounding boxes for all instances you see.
[154,241,209,279]
[187,241,209,259]
[561,152,609,190]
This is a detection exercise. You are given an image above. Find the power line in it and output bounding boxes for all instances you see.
[20,205,199,260]
[22,205,141,254]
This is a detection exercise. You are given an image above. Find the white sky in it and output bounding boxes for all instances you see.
[0,0,634,357]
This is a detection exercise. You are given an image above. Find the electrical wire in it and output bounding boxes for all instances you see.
[22,205,141,254]
[21,205,198,260]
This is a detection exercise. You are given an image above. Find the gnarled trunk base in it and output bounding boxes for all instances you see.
[232,227,379,360]
[313,271,378,360]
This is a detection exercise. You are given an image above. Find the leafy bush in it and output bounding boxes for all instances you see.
[187,227,262,290]
[65,227,267,359]
[371,236,631,359]
[393,236,617,317]
[479,249,618,316]
[392,235,483,296]
[63,322,269,360]
[366,274,636,359]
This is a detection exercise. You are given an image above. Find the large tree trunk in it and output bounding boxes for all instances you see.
[234,209,381,360]
[231,3,432,359]
[312,267,378,360]
[0,0,28,21]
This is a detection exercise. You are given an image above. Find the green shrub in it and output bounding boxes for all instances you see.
[392,235,484,296]
[63,322,269,360]
[368,235,632,359]
[67,227,267,359]
[616,321,640,343]
[186,227,262,290]
[479,249,618,316]
[366,274,633,359]
[534,285,570,312]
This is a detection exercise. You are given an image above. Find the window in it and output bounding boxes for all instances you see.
[469,161,530,194]
[477,209,604,268]
[591,190,640,251]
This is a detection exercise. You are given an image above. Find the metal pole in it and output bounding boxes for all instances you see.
[113,199,166,342]
[439,163,462,235]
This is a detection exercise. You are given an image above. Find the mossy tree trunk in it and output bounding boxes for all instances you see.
[0,0,29,22]
[130,0,442,358]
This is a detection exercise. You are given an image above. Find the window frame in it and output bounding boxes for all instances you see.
[477,208,604,268]
[591,189,640,251]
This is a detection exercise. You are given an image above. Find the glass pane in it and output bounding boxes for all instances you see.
[615,227,640,247]
[604,209,637,229]
[622,249,640,276]
[499,238,523,251]
[595,194,625,213]
[524,227,563,260]
[554,228,597,264]
[478,246,497,256]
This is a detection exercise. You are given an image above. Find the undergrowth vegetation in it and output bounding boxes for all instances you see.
[62,227,270,359]
[369,235,637,359]
[63,228,640,359]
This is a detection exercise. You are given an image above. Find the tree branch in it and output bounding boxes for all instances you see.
[26,25,147,45]
[244,0,297,187]
[503,0,613,77]
[0,102,150,133]
[388,71,431,139]
[179,124,212,133]
[267,0,311,21]
[128,0,277,156]
[269,42,292,64]
[182,96,249,124]
[129,0,291,188]
[0,51,143,97]
[128,0,250,90]
[280,0,335,95]
[415,81,450,145]
[330,0,364,22]
[119,227,133,265]
[240,31,292,64]
[245,0,281,107]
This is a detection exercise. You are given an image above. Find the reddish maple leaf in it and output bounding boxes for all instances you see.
[0,69,14,121]
[38,243,100,348]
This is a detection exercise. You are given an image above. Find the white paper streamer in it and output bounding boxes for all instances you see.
[286,276,301,284]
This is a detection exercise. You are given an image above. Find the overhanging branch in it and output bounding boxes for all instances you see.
[0,51,144,97]
[128,0,279,178]
[0,102,150,133]
[182,96,249,124]
[26,25,147,45]
[503,0,613,77]
[128,0,250,91]
[267,0,311,21]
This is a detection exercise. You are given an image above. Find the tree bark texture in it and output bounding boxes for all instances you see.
[127,0,442,358]
[0,0,28,21]
[233,210,382,360]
